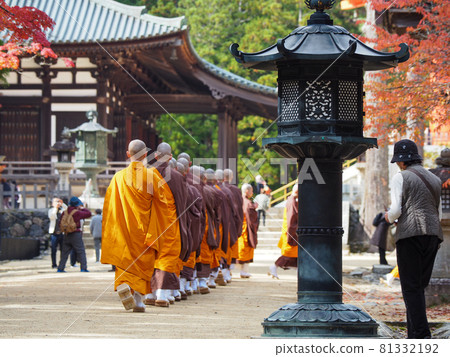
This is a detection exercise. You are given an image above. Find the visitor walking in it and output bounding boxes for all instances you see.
[90,209,103,262]
[254,186,271,227]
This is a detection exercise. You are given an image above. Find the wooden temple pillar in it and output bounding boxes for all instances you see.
[218,100,242,182]
[36,62,57,161]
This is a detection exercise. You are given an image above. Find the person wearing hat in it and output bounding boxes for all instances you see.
[57,196,92,273]
[385,139,443,339]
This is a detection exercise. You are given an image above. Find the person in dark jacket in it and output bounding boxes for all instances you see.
[370,212,391,265]
[385,139,443,339]
[57,196,92,272]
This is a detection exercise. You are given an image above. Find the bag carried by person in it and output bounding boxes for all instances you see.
[59,209,77,234]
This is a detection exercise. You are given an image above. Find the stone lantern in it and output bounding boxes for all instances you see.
[66,110,118,197]
[230,0,409,337]
[50,128,78,195]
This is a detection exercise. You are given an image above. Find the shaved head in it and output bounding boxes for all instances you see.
[177,152,191,163]
[127,139,147,161]
[169,158,177,168]
[224,169,233,183]
[205,168,216,182]
[176,162,187,176]
[191,165,201,178]
[178,158,189,170]
[215,169,224,182]
[156,142,172,162]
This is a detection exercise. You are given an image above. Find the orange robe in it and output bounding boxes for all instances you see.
[101,162,168,295]
[237,197,258,264]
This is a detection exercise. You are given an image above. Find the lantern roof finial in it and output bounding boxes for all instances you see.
[304,0,335,12]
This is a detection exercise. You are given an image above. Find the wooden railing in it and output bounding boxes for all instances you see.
[270,180,297,207]
[0,161,129,210]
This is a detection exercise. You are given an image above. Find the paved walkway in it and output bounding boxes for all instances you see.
[0,247,448,339]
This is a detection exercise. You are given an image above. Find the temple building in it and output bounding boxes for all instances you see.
[0,0,277,165]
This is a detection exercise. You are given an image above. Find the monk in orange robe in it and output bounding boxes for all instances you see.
[150,142,189,307]
[224,169,244,276]
[237,183,259,278]
[101,139,169,312]
[269,184,298,279]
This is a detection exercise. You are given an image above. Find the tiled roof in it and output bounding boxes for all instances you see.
[200,59,277,96]
[5,0,186,44]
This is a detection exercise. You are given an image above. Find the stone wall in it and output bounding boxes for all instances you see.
[0,209,49,238]
[0,209,49,260]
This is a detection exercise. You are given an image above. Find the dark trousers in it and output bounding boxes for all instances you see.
[58,231,88,271]
[50,233,64,267]
[396,235,440,339]
[257,210,266,226]
[379,247,388,265]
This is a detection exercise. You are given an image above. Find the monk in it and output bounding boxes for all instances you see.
[101,139,169,312]
[269,184,298,279]
[150,142,189,307]
[205,169,229,288]
[177,158,203,298]
[215,169,239,284]
[237,183,259,278]
[196,167,221,294]
[187,165,207,294]
[224,169,244,278]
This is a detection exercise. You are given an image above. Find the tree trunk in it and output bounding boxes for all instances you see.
[361,2,390,237]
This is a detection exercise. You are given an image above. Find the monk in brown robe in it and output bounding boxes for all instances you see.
[176,158,203,299]
[196,167,221,293]
[224,169,244,277]
[204,169,229,288]
[149,142,190,307]
[186,165,207,294]
[269,184,298,279]
[214,169,239,284]
[237,183,259,278]
[101,139,169,312]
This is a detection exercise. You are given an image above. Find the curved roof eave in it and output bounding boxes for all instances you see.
[181,31,277,98]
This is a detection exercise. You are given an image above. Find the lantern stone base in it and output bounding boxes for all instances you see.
[261,303,378,338]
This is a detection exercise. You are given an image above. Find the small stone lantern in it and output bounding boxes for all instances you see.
[230,0,409,337]
[66,111,118,197]
[50,128,78,194]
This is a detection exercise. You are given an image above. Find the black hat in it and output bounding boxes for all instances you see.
[391,139,422,163]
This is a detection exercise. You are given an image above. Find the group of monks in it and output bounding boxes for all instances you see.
[101,139,260,312]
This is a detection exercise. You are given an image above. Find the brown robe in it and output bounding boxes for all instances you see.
[186,183,203,252]
[186,172,206,247]
[286,194,299,246]
[213,183,230,254]
[224,182,244,246]
[243,196,259,248]
[155,162,190,261]
[203,183,221,249]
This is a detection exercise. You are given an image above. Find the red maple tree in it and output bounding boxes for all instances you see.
[0,0,69,70]
[364,0,449,145]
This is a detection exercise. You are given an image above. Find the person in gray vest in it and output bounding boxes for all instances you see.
[385,139,443,339]
[90,209,103,262]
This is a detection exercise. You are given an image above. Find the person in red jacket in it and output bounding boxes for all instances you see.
[57,196,92,272]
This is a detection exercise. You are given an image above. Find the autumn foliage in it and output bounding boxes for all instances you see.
[364,0,449,145]
[0,0,57,70]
